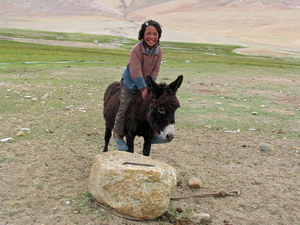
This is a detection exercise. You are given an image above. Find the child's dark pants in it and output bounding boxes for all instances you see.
[113,86,134,136]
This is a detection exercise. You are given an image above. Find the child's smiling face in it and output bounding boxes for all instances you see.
[144,25,159,49]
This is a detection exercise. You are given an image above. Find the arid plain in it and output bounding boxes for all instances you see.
[1,0,300,57]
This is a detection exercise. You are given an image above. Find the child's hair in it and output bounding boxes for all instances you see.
[138,20,162,41]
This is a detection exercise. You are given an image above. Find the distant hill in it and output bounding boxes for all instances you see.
[100,0,300,12]
[0,0,124,18]
[1,0,299,19]
[0,0,299,51]
[120,0,300,20]
[206,0,300,9]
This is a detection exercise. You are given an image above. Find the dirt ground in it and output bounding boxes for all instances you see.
[1,39,300,224]
[1,105,300,225]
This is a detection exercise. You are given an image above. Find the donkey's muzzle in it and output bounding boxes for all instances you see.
[161,124,175,143]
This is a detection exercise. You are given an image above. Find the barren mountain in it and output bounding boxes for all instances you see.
[1,0,299,18]
[0,0,124,18]
[0,0,299,52]
[206,0,300,9]
[98,0,300,12]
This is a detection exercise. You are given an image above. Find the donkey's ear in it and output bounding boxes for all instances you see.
[147,76,163,99]
[169,75,183,93]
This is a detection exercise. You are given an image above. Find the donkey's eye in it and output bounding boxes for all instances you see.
[157,107,165,114]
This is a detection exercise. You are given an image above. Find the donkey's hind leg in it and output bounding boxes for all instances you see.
[103,126,112,152]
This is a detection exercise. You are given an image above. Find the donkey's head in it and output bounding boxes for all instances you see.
[147,75,183,142]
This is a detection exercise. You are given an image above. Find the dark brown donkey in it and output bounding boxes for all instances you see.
[103,75,183,156]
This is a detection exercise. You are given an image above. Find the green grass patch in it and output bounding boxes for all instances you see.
[0,39,129,65]
[1,29,300,144]
[0,27,127,44]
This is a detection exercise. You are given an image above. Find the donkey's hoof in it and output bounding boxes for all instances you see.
[151,135,166,144]
[113,134,128,151]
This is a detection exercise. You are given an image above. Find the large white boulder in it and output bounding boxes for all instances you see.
[89,151,176,220]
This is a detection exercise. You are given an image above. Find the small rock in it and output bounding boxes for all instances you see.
[188,177,202,189]
[76,108,86,113]
[0,137,13,143]
[176,207,183,213]
[42,93,49,98]
[31,97,38,102]
[178,216,194,224]
[74,211,78,214]
[190,213,211,224]
[158,215,169,222]
[16,131,24,136]
[252,112,258,115]
[46,129,54,133]
[259,143,271,151]
[223,219,231,224]
[169,216,179,223]
[205,125,212,129]
[163,211,173,219]
[225,129,240,133]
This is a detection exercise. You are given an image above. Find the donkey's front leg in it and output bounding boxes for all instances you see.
[126,133,135,153]
[143,136,152,156]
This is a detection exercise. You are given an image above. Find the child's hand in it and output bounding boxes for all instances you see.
[141,88,148,100]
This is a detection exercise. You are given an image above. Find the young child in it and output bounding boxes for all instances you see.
[113,20,164,151]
